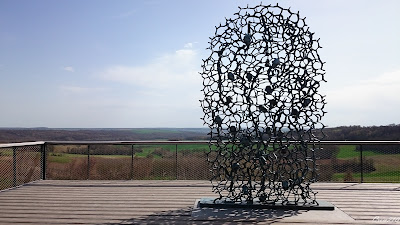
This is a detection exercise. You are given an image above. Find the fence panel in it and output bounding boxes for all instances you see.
[360,144,400,182]
[1,141,400,185]
[177,144,211,180]
[89,145,131,180]
[46,144,88,180]
[323,144,362,182]
[0,144,42,190]
[134,144,177,180]
[0,147,14,190]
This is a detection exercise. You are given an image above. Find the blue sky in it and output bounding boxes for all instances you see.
[0,0,399,128]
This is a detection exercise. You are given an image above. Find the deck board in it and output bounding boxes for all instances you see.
[0,180,399,224]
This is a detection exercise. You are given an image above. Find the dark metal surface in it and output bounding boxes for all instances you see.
[198,197,334,210]
[40,140,400,146]
[200,4,326,205]
[41,144,46,180]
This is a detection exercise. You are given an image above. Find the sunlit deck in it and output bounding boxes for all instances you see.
[0,180,399,224]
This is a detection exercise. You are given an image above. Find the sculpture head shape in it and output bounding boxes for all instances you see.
[200,4,326,204]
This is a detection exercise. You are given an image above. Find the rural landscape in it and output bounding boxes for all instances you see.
[1,125,400,185]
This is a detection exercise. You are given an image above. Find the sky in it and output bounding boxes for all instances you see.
[0,0,399,128]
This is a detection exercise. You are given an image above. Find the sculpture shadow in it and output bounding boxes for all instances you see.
[110,206,302,224]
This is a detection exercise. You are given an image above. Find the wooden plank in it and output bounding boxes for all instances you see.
[0,180,399,224]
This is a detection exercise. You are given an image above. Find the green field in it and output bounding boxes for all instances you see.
[48,144,210,163]
[48,153,133,163]
[336,145,381,159]
[332,145,400,182]
[3,143,399,182]
[133,144,208,158]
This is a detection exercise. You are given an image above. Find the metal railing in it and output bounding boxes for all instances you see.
[0,142,45,190]
[1,140,400,190]
[45,141,211,181]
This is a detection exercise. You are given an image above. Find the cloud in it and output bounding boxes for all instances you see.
[184,43,193,48]
[96,45,204,127]
[100,47,201,90]
[325,69,400,126]
[63,66,75,72]
[184,42,198,48]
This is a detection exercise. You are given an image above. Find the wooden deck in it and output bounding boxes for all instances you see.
[0,180,399,224]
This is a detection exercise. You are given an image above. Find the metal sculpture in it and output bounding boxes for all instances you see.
[200,4,326,206]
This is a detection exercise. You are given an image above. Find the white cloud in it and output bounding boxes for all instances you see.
[184,42,198,48]
[63,66,75,72]
[97,45,204,127]
[100,47,201,90]
[184,43,193,48]
[324,69,400,126]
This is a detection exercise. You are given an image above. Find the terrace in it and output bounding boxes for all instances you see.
[1,141,400,224]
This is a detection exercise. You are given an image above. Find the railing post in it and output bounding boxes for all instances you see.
[12,147,17,187]
[41,144,46,180]
[360,144,364,183]
[131,145,134,180]
[87,145,90,180]
[175,144,178,180]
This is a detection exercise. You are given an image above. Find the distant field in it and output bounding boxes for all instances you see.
[332,145,400,182]
[3,142,400,182]
[49,144,210,162]
[336,145,381,158]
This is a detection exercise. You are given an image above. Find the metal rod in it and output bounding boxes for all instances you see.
[12,147,17,187]
[175,144,178,180]
[87,145,90,180]
[41,144,46,180]
[131,145,134,180]
[360,144,364,183]
[42,140,400,146]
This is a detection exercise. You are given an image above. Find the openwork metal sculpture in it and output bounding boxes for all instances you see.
[200,4,326,206]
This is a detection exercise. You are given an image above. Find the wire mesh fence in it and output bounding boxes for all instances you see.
[1,141,400,191]
[44,142,400,182]
[317,144,400,182]
[0,144,43,190]
[45,143,212,180]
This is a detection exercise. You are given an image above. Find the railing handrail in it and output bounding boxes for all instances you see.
[2,140,400,148]
[44,140,210,145]
[0,141,45,148]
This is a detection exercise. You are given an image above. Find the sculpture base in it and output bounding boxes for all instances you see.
[198,197,334,210]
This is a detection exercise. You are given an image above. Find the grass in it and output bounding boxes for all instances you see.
[0,177,13,190]
[333,146,400,182]
[48,153,132,164]
[333,170,400,182]
[48,153,87,163]
[48,155,71,163]
[91,155,131,158]
[133,144,208,158]
[336,145,382,159]
[5,143,400,182]
[0,150,13,156]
